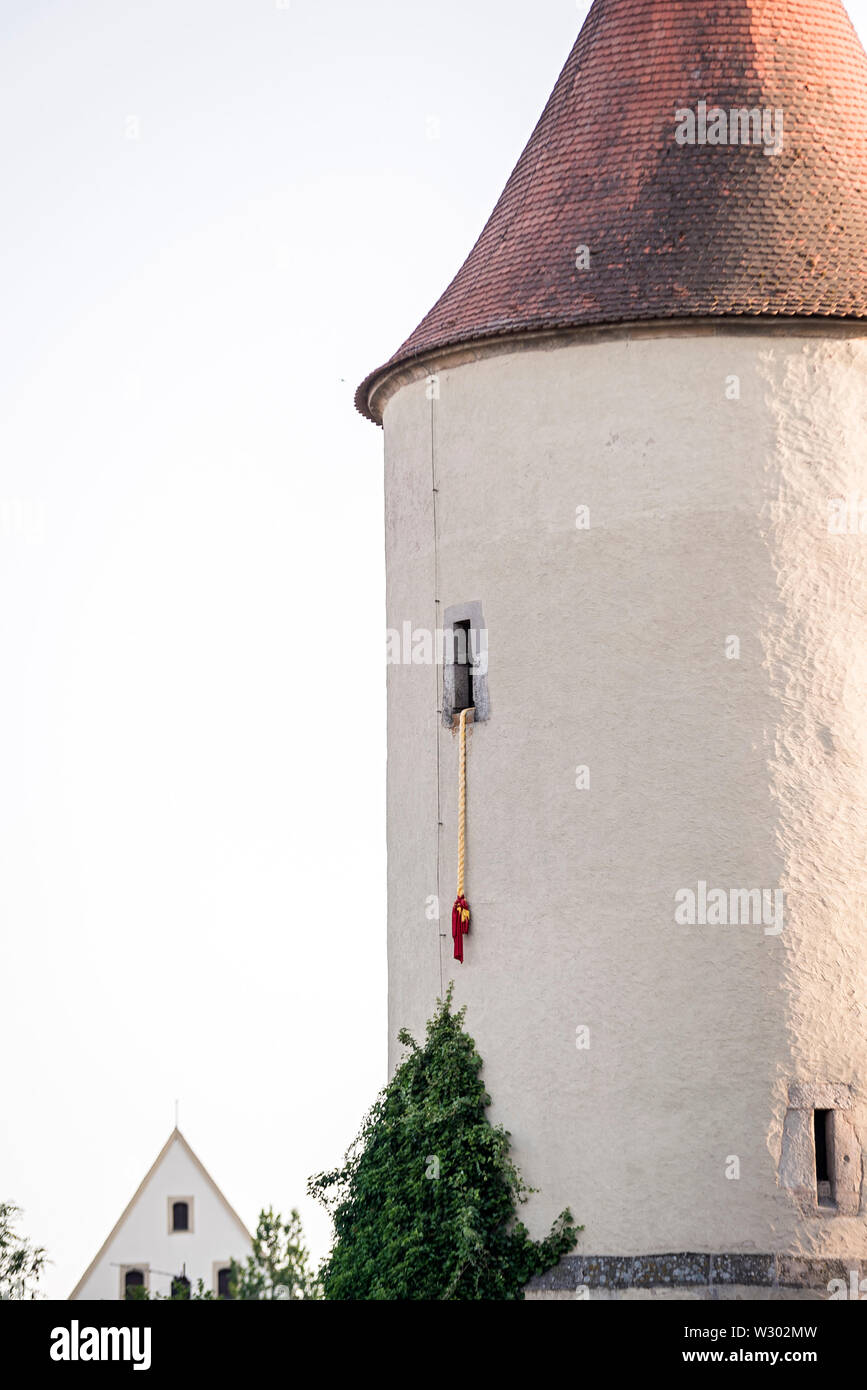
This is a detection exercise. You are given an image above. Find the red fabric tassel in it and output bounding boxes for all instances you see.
[452,896,470,964]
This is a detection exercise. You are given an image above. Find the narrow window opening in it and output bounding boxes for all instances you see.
[441,602,488,728]
[172,1200,189,1231]
[217,1266,234,1300]
[452,620,474,716]
[124,1269,145,1299]
[814,1109,834,1206]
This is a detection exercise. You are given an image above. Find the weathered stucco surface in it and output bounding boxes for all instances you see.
[383,330,867,1287]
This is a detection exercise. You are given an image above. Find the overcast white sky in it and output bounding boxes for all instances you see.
[2,0,866,1299]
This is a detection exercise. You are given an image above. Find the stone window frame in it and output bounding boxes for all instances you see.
[119,1263,150,1299]
[442,601,489,728]
[780,1083,861,1217]
[167,1195,195,1234]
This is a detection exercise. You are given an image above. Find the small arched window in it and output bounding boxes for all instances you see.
[171,1200,189,1231]
[124,1268,145,1299]
[217,1266,233,1300]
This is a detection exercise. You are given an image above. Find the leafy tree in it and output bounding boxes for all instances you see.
[126,1276,215,1301]
[229,1208,319,1300]
[0,1203,46,1300]
[168,1276,214,1301]
[309,987,579,1299]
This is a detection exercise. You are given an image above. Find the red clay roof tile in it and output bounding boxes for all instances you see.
[356,0,867,422]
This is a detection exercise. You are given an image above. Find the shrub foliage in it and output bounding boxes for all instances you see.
[309,988,579,1299]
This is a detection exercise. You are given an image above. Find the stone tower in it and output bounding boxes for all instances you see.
[357,0,867,1299]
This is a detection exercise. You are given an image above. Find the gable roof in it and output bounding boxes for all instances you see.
[68,1128,253,1299]
[356,0,867,422]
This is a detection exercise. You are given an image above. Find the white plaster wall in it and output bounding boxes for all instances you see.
[383,330,867,1262]
[72,1139,251,1300]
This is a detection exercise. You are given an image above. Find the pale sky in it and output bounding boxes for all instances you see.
[2,0,865,1299]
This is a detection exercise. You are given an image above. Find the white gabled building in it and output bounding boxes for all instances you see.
[69,1128,253,1301]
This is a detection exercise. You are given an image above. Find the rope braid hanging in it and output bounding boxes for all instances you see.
[452,708,471,963]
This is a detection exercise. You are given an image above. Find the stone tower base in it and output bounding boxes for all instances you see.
[525,1255,863,1301]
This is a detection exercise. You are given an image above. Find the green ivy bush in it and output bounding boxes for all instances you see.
[309,987,579,1299]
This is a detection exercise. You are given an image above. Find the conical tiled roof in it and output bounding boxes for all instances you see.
[357,0,867,422]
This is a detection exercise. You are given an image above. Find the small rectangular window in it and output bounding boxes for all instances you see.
[441,602,489,728]
[168,1196,194,1232]
[814,1110,833,1206]
[452,621,473,716]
